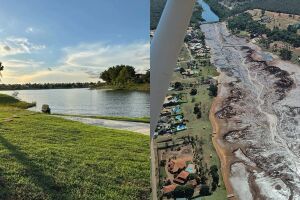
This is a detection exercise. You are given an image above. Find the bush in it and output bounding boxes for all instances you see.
[279,48,292,60]
[210,165,219,185]
[173,185,194,199]
[208,84,218,97]
[190,88,197,96]
[200,184,211,196]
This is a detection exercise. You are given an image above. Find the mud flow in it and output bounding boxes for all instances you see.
[201,22,300,199]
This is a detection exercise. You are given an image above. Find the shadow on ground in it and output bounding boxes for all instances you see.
[0,135,68,199]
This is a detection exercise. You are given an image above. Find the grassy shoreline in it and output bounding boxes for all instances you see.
[0,94,150,200]
[91,83,150,92]
[0,94,36,109]
[53,113,150,123]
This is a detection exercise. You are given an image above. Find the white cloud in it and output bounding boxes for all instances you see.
[1,41,149,84]
[3,59,44,68]
[1,70,95,84]
[61,41,150,74]
[25,27,34,33]
[0,37,46,56]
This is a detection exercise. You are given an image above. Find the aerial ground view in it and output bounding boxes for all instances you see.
[151,0,300,199]
[0,1,149,200]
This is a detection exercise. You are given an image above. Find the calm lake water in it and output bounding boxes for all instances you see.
[0,88,149,117]
[198,0,219,23]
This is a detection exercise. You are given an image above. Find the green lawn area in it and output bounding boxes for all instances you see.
[0,94,150,200]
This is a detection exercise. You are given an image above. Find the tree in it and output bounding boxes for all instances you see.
[208,84,218,97]
[279,48,292,60]
[100,65,138,86]
[173,185,194,199]
[200,184,211,196]
[0,62,4,81]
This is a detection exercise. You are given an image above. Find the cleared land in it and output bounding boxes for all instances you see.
[247,9,300,31]
[0,94,150,200]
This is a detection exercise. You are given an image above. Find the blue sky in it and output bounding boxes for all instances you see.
[0,0,149,83]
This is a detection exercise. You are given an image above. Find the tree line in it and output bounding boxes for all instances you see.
[99,65,150,87]
[205,0,300,20]
[0,82,94,90]
[228,13,300,48]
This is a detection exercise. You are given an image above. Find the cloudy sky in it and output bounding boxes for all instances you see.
[0,0,149,84]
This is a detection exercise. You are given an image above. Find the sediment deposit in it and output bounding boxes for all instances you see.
[202,22,300,200]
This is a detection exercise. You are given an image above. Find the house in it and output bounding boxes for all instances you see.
[174,171,190,185]
[162,184,177,194]
[168,159,187,174]
[185,164,196,174]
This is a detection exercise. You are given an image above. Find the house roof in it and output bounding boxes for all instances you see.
[168,159,187,173]
[177,170,190,181]
[162,184,177,194]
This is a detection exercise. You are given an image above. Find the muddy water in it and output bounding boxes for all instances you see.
[201,22,300,199]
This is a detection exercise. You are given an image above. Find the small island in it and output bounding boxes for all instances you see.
[94,65,150,91]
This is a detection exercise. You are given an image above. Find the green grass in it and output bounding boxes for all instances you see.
[0,94,150,200]
[0,94,36,109]
[53,113,150,123]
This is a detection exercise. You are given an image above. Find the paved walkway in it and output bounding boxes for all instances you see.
[54,116,149,135]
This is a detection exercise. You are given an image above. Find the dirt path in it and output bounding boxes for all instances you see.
[209,94,237,199]
[54,115,149,135]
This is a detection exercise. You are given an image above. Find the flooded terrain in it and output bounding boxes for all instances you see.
[202,22,300,199]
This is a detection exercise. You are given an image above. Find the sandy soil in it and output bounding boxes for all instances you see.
[55,115,150,135]
[210,94,237,199]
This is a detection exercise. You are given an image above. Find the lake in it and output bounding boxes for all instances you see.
[198,0,219,23]
[0,88,150,118]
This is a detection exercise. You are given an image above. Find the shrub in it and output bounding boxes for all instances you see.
[279,48,292,60]
[173,185,194,199]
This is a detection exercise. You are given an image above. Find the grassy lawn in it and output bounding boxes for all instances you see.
[0,94,150,200]
[53,113,150,123]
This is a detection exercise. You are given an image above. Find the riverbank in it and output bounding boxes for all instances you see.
[0,94,150,199]
[209,90,236,199]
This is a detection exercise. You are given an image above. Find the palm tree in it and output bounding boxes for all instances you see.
[0,62,4,81]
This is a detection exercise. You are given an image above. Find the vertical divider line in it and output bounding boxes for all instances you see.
[150,0,196,137]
